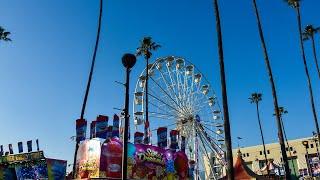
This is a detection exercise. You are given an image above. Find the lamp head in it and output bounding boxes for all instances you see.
[302,140,309,147]
[122,53,136,69]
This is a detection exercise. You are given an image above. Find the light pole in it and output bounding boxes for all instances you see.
[302,140,312,177]
[121,53,136,180]
[312,131,320,160]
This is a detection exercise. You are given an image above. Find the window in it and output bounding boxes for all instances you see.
[247,153,249,157]
[259,160,266,169]
[311,144,314,148]
[290,147,293,151]
[243,153,246,157]
[260,151,262,155]
[267,150,270,154]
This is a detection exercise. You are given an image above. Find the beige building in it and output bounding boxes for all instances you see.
[232,136,320,177]
[203,136,320,179]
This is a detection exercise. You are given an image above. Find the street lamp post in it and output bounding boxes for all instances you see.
[302,140,312,177]
[121,53,136,180]
[312,131,320,160]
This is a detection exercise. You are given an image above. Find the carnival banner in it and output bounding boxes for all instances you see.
[17,142,23,153]
[157,127,167,148]
[76,139,101,179]
[76,119,87,142]
[170,130,179,150]
[134,132,144,144]
[8,144,13,154]
[95,115,108,139]
[112,114,120,138]
[46,158,67,180]
[27,141,32,153]
[36,139,39,151]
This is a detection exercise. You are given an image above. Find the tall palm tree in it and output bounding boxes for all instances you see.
[211,0,234,179]
[73,0,103,178]
[252,0,291,178]
[0,26,11,42]
[285,0,320,145]
[136,37,160,145]
[303,25,320,79]
[276,107,297,177]
[249,93,268,173]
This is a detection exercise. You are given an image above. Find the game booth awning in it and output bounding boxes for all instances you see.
[222,150,269,180]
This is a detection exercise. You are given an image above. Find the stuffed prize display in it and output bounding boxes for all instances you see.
[174,151,189,179]
[133,144,167,179]
[98,138,189,179]
[100,138,122,178]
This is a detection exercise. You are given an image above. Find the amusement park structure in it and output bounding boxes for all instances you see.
[74,56,229,179]
[133,56,227,179]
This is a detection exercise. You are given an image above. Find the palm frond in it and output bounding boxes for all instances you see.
[136,36,161,59]
[302,33,310,41]
[249,93,262,104]
[0,27,11,41]
[284,0,300,8]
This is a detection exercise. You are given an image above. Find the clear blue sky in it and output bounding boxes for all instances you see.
[1,0,320,168]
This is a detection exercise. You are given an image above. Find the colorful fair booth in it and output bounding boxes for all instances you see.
[75,115,190,179]
[0,151,67,180]
[75,138,189,179]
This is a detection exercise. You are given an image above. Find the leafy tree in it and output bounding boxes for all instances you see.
[249,92,268,174]
[136,37,161,144]
[303,25,320,79]
[0,26,11,42]
[252,0,291,177]
[212,0,234,178]
[284,0,320,147]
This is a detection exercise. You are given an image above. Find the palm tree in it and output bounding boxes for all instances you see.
[303,25,320,79]
[211,0,234,179]
[73,0,103,178]
[285,0,320,145]
[275,107,297,177]
[252,0,291,177]
[0,26,11,42]
[136,37,161,145]
[249,93,268,173]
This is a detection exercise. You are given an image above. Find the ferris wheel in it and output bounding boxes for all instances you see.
[132,56,226,179]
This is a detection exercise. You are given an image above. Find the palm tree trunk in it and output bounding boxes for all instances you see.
[295,6,320,145]
[73,0,103,177]
[212,0,234,179]
[255,103,268,174]
[280,117,298,177]
[144,57,150,144]
[252,0,291,178]
[311,35,320,79]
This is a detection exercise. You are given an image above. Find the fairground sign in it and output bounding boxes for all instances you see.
[0,151,44,164]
